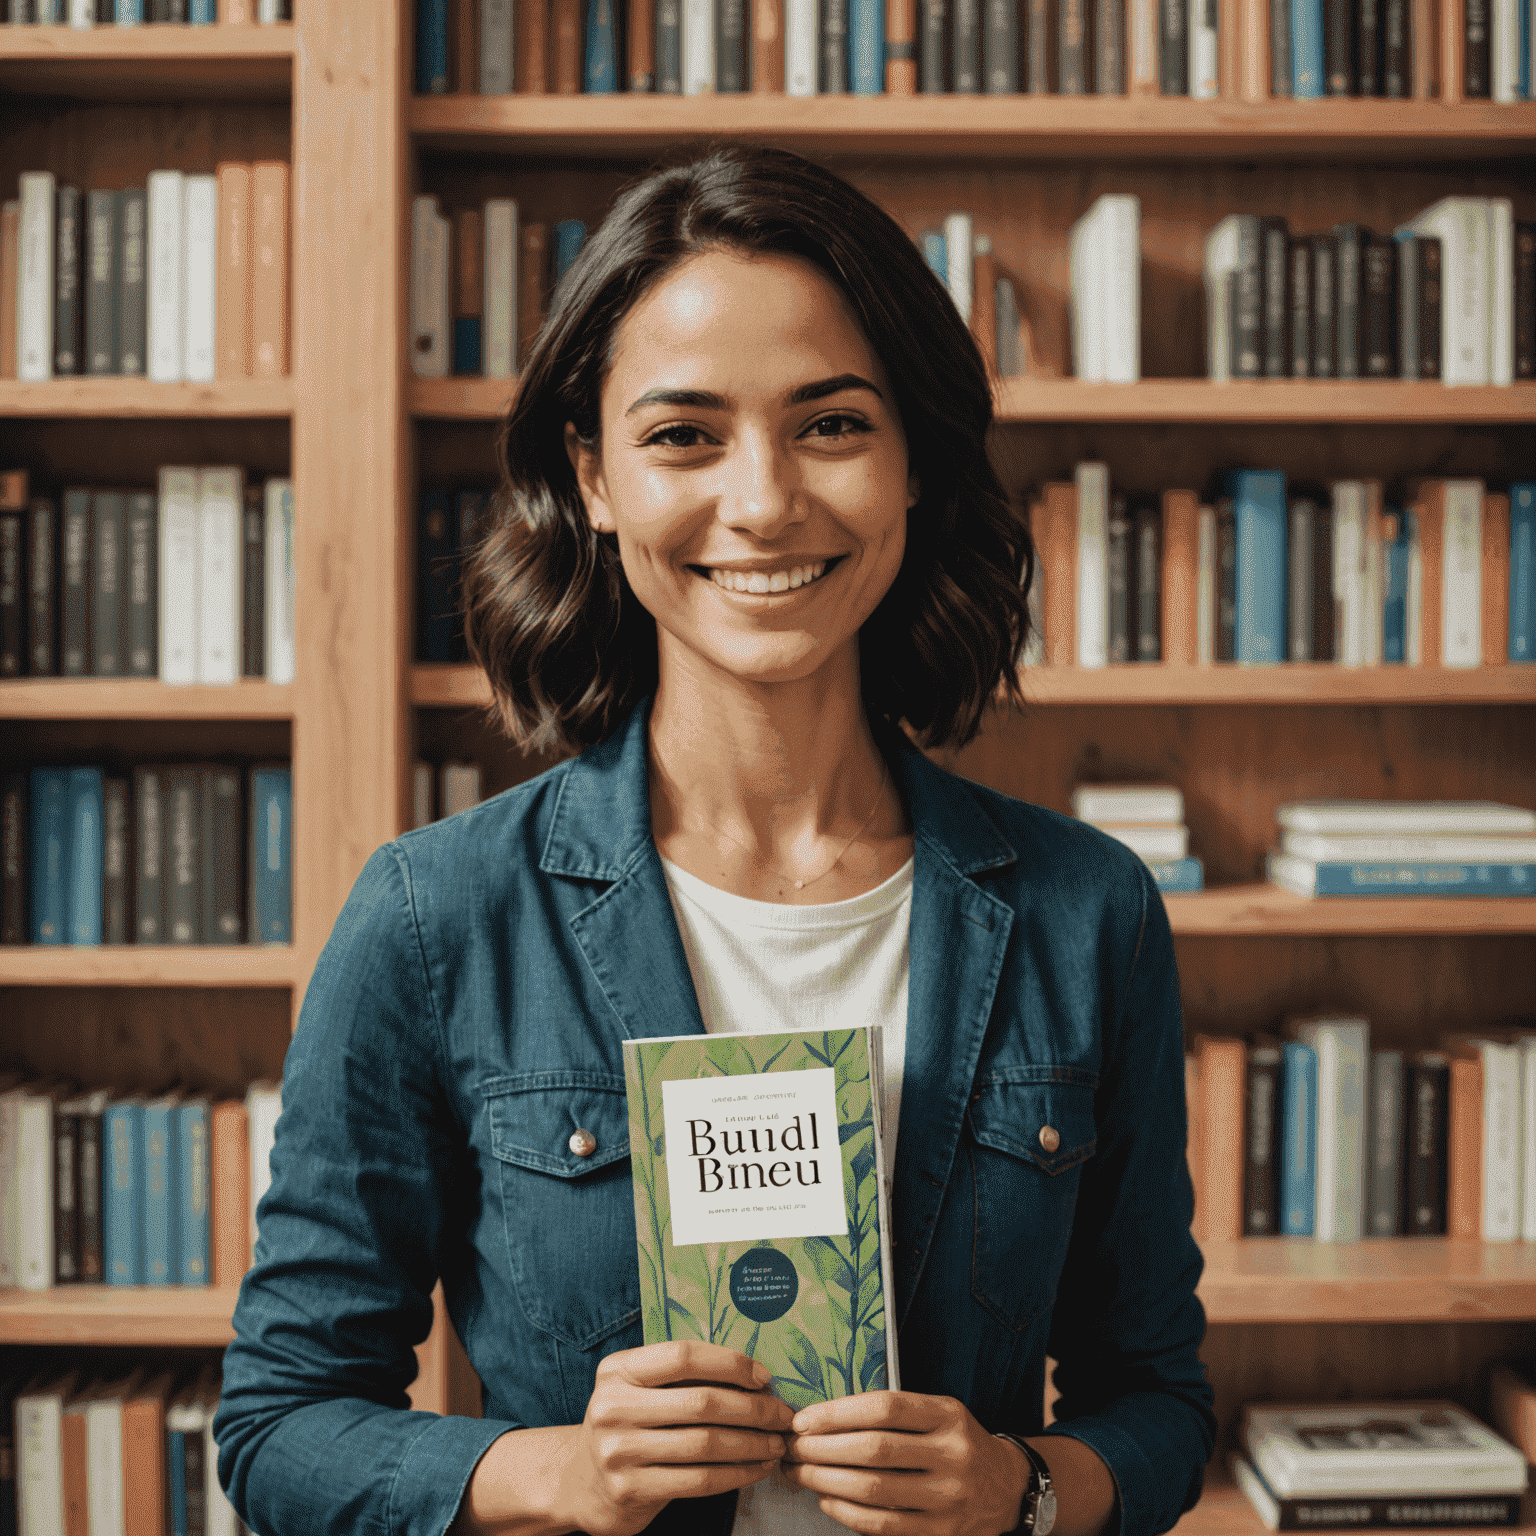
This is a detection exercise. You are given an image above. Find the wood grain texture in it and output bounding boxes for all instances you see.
[0,1287,241,1347]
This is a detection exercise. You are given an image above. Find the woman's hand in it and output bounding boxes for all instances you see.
[781,1391,1031,1536]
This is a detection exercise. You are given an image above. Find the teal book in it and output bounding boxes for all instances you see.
[1148,856,1204,892]
[623,1026,899,1409]
[141,1092,179,1286]
[1227,468,1287,666]
[176,1098,210,1286]
[28,768,70,945]
[65,767,104,945]
[247,765,292,944]
[104,1096,145,1285]
[1279,1042,1317,1236]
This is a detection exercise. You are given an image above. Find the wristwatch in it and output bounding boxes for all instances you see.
[995,1433,1058,1536]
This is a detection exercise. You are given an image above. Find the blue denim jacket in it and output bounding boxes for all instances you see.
[215,701,1215,1536]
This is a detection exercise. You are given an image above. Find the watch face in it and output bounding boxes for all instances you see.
[1033,1485,1058,1536]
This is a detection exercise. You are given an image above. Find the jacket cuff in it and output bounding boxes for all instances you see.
[1038,1417,1159,1536]
[388,1414,520,1536]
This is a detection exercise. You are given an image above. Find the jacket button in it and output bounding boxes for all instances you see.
[1038,1125,1060,1153]
[569,1128,597,1157]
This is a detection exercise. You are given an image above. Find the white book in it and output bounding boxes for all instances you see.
[483,198,518,379]
[1276,801,1536,835]
[15,1087,62,1292]
[86,1380,132,1536]
[1281,831,1536,863]
[157,467,200,684]
[480,0,516,91]
[247,1079,282,1257]
[943,211,974,324]
[196,467,243,684]
[1020,569,1044,665]
[1070,783,1185,823]
[1489,198,1514,386]
[0,1083,27,1288]
[1082,194,1141,383]
[1290,1017,1369,1242]
[1519,1037,1536,1242]
[69,0,95,26]
[1095,822,1190,862]
[1069,201,1105,381]
[182,173,218,383]
[1202,215,1244,382]
[147,169,186,382]
[257,0,285,18]
[264,477,295,684]
[1196,504,1216,664]
[1075,461,1110,668]
[1188,0,1218,97]
[440,761,484,817]
[1361,485,1383,668]
[785,0,817,93]
[1492,0,1520,99]
[1405,505,1424,664]
[1330,481,1366,667]
[16,1377,74,1536]
[411,760,435,828]
[1397,198,1490,386]
[409,196,449,378]
[1441,479,1483,667]
[1465,1039,1522,1240]
[683,0,716,92]
[18,172,56,383]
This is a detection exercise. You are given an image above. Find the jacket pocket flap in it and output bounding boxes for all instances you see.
[483,1071,631,1177]
[967,1078,1097,1173]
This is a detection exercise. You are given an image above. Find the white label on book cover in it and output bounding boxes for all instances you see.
[662,1067,846,1246]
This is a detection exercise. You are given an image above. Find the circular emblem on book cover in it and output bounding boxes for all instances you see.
[730,1247,799,1323]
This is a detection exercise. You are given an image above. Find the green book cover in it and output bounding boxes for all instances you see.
[622,1025,900,1410]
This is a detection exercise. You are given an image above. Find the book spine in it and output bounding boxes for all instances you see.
[18,172,55,382]
[1159,489,1199,665]
[1076,464,1110,667]
[211,1099,250,1286]
[183,174,217,382]
[1025,0,1048,87]
[1107,496,1132,663]
[1491,198,1514,388]
[1357,0,1380,87]
[1323,0,1351,89]
[102,776,128,945]
[1189,0,1217,95]
[105,1102,143,1284]
[1280,1042,1317,1235]
[1293,0,1325,95]
[1311,233,1335,377]
[518,221,547,367]
[132,767,163,941]
[1383,0,1408,88]
[1198,1038,1247,1241]
[65,767,103,945]
[53,1111,80,1283]
[658,0,684,87]
[483,199,518,380]
[1135,501,1160,660]
[1098,0,1124,87]
[552,0,584,87]
[91,490,126,676]
[920,0,948,87]
[178,1102,210,1284]
[1,772,24,945]
[682,0,714,86]
[1378,1086,1417,1243]
[1482,491,1510,668]
[164,768,200,944]
[633,0,660,88]
[1441,480,1482,667]
[53,184,82,376]
[1243,1050,1282,1235]
[142,1102,177,1284]
[263,479,295,684]
[1481,1043,1521,1239]
[1264,1490,1520,1528]
[158,467,199,683]
[1041,483,1078,666]
[78,1107,103,1280]
[824,0,852,87]
[251,161,290,378]
[117,187,147,376]
[1060,0,1086,88]
[1270,0,1291,88]
[1231,216,1262,377]
[1414,487,1443,666]
[203,765,243,944]
[1233,471,1285,664]
[847,0,885,90]
[1511,485,1535,662]
[983,0,1018,85]
[586,0,621,87]
[146,169,185,382]
[1288,236,1312,376]
[60,487,91,677]
[1215,496,1236,661]
[15,1099,54,1291]
[28,499,57,676]
[247,766,293,944]
[1262,218,1289,377]
[1466,0,1491,90]
[417,0,450,89]
[480,0,516,89]
[417,489,456,662]
[1160,0,1187,89]
[1333,222,1361,377]
[1313,1026,1366,1243]
[1148,856,1203,891]
[242,483,266,677]
[1447,1052,1483,1239]
[213,162,253,377]
[1397,233,1420,380]
[1516,224,1536,381]
[1383,510,1408,663]
[125,490,157,677]
[0,512,21,678]
[1416,235,1441,380]
[0,201,14,382]
[1287,498,1314,660]
[196,468,242,684]
[1363,234,1395,377]
[1302,860,1536,894]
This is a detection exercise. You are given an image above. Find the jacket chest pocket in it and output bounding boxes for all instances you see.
[963,1076,1097,1332]
[483,1072,641,1350]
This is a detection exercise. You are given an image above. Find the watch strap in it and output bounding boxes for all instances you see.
[995,1433,1055,1535]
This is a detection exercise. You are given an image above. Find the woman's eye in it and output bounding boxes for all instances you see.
[806,413,871,440]
[644,424,709,449]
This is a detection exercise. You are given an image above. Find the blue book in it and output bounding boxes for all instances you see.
[248,766,293,944]
[1148,857,1204,892]
[1291,0,1324,96]
[141,1094,179,1287]
[115,0,145,22]
[584,0,621,90]
[1227,469,1287,666]
[451,317,482,376]
[554,219,588,286]
[416,0,449,92]
[1511,483,1534,662]
[1521,0,1531,96]
[850,0,886,92]
[177,1099,210,1286]
[1280,859,1536,896]
[1279,1042,1317,1236]
[1382,510,1409,664]
[28,768,70,945]
[104,1097,145,1285]
[66,767,104,945]
[190,0,216,20]
[167,1427,189,1536]
[921,231,947,284]
[417,486,456,662]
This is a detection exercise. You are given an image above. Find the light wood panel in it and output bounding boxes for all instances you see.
[0,947,293,987]
[0,379,292,418]
[0,681,294,720]
[0,1287,240,1347]
[0,27,292,101]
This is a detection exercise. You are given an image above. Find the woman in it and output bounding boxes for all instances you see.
[215,146,1214,1536]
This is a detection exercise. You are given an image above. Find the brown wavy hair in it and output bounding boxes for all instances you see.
[462,144,1033,754]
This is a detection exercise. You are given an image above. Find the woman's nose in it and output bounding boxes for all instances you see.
[718,432,807,537]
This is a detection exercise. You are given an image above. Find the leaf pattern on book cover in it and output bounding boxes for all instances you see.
[625,1029,891,1403]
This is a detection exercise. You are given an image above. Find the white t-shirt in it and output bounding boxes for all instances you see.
[659,855,914,1536]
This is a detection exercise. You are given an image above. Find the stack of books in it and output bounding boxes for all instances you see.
[1266,800,1536,898]
[1069,782,1204,891]
[1230,1401,1528,1530]
[417,483,495,659]
[0,164,291,384]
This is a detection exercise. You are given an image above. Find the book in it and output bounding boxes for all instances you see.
[1276,801,1536,835]
[1279,1040,1317,1235]
[1447,1044,1483,1239]
[1288,236,1312,375]
[1191,1034,1246,1241]
[1230,469,1286,665]
[251,160,290,377]
[1160,489,1199,665]
[1513,483,1535,661]
[53,183,82,375]
[1398,199,1491,386]
[1069,782,1184,823]
[0,498,21,679]
[0,200,19,380]
[418,0,450,90]
[126,490,157,676]
[1244,1040,1283,1235]
[1404,1051,1449,1235]
[1134,499,1160,660]
[216,162,253,377]
[123,1374,172,1536]
[92,490,127,676]
[481,0,516,89]
[483,198,518,380]
[16,1374,78,1536]
[1096,822,1189,862]
[1482,492,1510,667]
[18,171,56,382]
[1287,1015,1367,1242]
[57,1088,109,1284]
[15,1084,71,1291]
[983,0,1018,86]
[29,767,70,944]
[166,1388,207,1536]
[183,173,217,382]
[163,765,201,943]
[146,169,186,381]
[1107,494,1132,663]
[1,772,24,946]
[197,468,242,683]
[60,485,91,677]
[851,0,886,89]
[1488,1364,1536,1463]
[1267,852,1536,897]
[118,185,148,376]
[1363,233,1396,376]
[242,482,266,676]
[1075,461,1110,667]
[1281,831,1536,862]
[202,764,243,943]
[1333,221,1363,377]
[1204,213,1253,382]
[1161,0,1188,90]
[1444,1036,1523,1239]
[246,1078,282,1264]
[248,765,292,943]
[142,1090,180,1284]
[1286,496,1314,660]
[1196,502,1217,662]
[622,1026,899,1408]
[453,206,484,374]
[1147,856,1204,891]
[158,466,200,685]
[104,1095,145,1284]
[177,1097,211,1285]
[132,766,164,942]
[64,766,103,945]
[1039,481,1076,666]
[264,477,295,684]
[103,776,128,944]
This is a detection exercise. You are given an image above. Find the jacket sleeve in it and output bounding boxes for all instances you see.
[213,843,513,1536]
[1038,858,1217,1536]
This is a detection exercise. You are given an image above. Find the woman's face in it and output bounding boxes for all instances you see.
[568,247,918,691]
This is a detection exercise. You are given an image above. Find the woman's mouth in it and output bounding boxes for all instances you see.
[698,558,839,593]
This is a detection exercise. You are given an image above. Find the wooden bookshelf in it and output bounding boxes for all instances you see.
[0,1286,239,1347]
[0,945,293,987]
[1163,888,1536,936]
[0,378,293,418]
[0,679,295,719]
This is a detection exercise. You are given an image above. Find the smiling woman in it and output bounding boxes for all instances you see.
[213,146,1215,1536]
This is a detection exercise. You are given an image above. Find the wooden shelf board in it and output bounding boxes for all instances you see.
[0,1285,238,1346]
[1165,886,1536,935]
[408,377,1536,426]
[411,664,494,707]
[1176,1477,1536,1536]
[408,94,1536,161]
[0,946,293,987]
[0,378,293,418]
[0,679,295,720]
[1018,664,1536,705]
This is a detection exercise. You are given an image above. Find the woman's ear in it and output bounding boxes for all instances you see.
[565,421,616,534]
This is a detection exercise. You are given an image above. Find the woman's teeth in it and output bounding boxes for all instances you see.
[709,561,828,594]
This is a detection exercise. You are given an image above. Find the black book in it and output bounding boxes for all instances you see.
[1286,496,1316,660]
[1464,0,1490,94]
[103,776,129,945]
[1270,0,1291,92]
[921,0,949,87]
[1417,236,1442,381]
[656,0,682,90]
[1311,232,1336,378]
[1134,500,1160,661]
[1059,0,1088,90]
[1332,222,1363,379]
[168,0,189,17]
[150,0,170,17]
[1026,0,1051,88]
[53,185,83,377]
[117,187,148,378]
[1242,1041,1283,1235]
[1403,1051,1449,1236]
[28,498,57,677]
[1288,236,1312,377]
[53,1106,81,1283]
[953,0,982,87]
[1107,494,1133,663]
[60,487,92,678]
[1215,496,1236,661]
[822,0,850,90]
[1515,222,1535,381]
[126,490,157,678]
[1,772,24,946]
[164,766,201,945]
[1235,1460,1520,1531]
[984,0,1019,88]
[1362,233,1396,378]
[1261,217,1289,378]
[1357,0,1380,91]
[0,509,22,678]
[133,766,165,943]
[1159,0,1186,91]
[242,483,266,677]
[85,188,119,376]
[202,765,244,946]
[1383,0,1407,91]
[1310,497,1334,660]
[1230,215,1263,379]
[91,490,128,677]
[1095,0,1122,90]
[716,0,748,90]
[1324,0,1352,92]
[1397,233,1421,380]
[77,1101,104,1282]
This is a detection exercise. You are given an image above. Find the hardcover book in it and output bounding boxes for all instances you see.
[622,1026,899,1410]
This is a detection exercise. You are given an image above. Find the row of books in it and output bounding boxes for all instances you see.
[414,0,1536,97]
[0,764,293,947]
[5,1367,248,1536]
[1205,199,1535,387]
[410,758,486,826]
[417,484,492,655]
[0,1075,278,1290]
[1188,1014,1536,1242]
[1070,782,1205,890]
[0,468,296,685]
[6,0,284,18]
[0,164,291,384]
[1025,468,1536,668]
[1265,798,1536,898]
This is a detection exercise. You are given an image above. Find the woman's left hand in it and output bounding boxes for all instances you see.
[781,1390,1030,1536]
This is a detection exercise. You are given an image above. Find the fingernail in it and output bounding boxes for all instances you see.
[753,1362,773,1387]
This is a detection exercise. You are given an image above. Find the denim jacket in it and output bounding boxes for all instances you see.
[215,701,1215,1536]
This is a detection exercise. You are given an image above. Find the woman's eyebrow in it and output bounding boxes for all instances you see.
[625,373,884,417]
